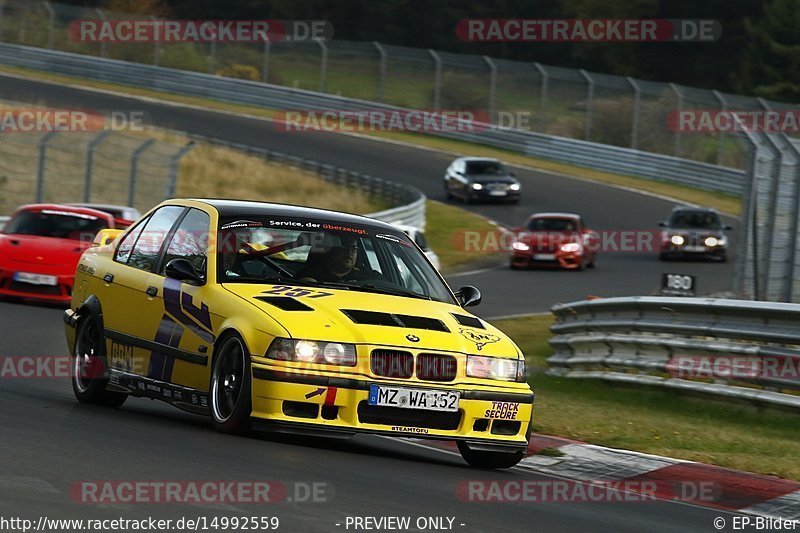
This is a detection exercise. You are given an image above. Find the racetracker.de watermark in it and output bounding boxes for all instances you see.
[69,19,333,43]
[0,109,146,133]
[668,355,800,381]
[457,480,721,504]
[456,19,721,42]
[71,480,332,504]
[273,110,490,133]
[454,229,662,254]
[667,109,800,134]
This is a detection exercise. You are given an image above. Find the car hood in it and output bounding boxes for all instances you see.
[224,284,520,358]
[0,234,88,271]
[469,175,517,184]
[518,231,579,247]
[664,228,725,237]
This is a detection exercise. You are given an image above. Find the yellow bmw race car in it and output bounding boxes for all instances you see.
[63,199,533,468]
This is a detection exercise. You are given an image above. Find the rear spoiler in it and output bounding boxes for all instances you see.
[114,217,134,229]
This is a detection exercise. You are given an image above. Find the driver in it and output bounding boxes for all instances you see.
[297,234,375,283]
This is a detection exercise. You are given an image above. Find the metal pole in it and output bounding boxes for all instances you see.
[151,16,161,66]
[166,141,195,199]
[713,90,727,165]
[483,55,497,121]
[316,39,328,93]
[128,139,155,207]
[732,132,757,299]
[35,132,58,203]
[429,49,442,110]
[759,132,783,301]
[95,8,107,58]
[374,41,386,102]
[261,39,270,83]
[83,130,111,203]
[43,1,54,49]
[0,0,6,42]
[627,77,641,150]
[669,83,683,157]
[534,63,548,132]
[207,40,216,74]
[580,69,594,140]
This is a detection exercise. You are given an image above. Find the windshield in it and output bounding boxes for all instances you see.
[527,218,578,232]
[3,209,108,240]
[217,216,456,304]
[466,160,505,175]
[669,211,721,230]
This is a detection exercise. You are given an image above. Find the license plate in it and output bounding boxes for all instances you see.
[685,246,706,252]
[533,253,556,260]
[13,272,57,286]
[368,384,459,412]
[489,190,507,196]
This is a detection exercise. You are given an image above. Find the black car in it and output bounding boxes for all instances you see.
[444,157,521,204]
[658,207,732,261]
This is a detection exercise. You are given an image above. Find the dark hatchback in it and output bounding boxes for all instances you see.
[658,207,732,261]
[444,157,521,204]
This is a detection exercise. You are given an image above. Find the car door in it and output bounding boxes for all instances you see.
[141,207,215,394]
[104,205,185,376]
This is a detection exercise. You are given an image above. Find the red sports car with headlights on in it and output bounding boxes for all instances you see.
[509,213,597,270]
[0,204,116,304]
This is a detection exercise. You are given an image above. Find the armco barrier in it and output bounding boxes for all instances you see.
[0,43,746,197]
[547,296,800,409]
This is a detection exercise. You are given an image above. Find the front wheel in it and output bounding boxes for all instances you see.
[457,441,525,469]
[210,335,252,434]
[72,315,127,407]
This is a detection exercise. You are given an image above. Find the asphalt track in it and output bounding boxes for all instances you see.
[0,300,738,532]
[0,73,739,318]
[0,74,744,531]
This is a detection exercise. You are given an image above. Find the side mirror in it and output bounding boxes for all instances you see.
[658,222,666,227]
[723,224,733,231]
[165,258,205,286]
[455,285,482,307]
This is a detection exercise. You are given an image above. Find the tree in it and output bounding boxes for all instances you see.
[742,0,800,101]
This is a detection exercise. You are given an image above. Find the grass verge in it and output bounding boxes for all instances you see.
[0,65,742,216]
[424,199,501,272]
[494,314,800,480]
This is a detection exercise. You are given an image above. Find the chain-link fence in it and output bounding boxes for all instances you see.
[0,128,192,215]
[5,0,799,170]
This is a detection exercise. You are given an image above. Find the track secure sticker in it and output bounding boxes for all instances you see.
[484,402,520,420]
[460,328,500,351]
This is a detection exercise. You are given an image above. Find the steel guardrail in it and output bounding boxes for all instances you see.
[547,296,800,409]
[0,43,746,197]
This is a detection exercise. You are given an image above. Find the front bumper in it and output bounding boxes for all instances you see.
[661,244,727,257]
[469,189,521,202]
[250,365,533,450]
[0,269,73,303]
[511,250,584,269]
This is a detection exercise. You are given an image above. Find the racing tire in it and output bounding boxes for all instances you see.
[457,441,525,469]
[72,315,127,407]
[210,334,252,435]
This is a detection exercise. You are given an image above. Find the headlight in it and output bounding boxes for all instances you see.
[466,355,525,382]
[670,235,685,246]
[512,241,530,251]
[509,183,521,191]
[704,236,719,247]
[472,183,483,190]
[560,242,581,253]
[267,338,357,367]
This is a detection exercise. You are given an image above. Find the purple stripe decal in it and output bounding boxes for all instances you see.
[163,278,214,344]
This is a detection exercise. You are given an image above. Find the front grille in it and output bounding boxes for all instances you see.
[7,281,62,296]
[357,401,462,430]
[371,350,414,378]
[416,353,457,382]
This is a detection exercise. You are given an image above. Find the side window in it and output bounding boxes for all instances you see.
[124,206,184,272]
[114,216,150,265]
[362,238,383,274]
[161,208,211,275]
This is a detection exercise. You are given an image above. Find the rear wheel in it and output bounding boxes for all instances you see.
[210,334,252,434]
[72,315,127,407]
[457,441,525,469]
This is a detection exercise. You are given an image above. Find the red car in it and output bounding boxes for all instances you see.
[0,204,116,304]
[510,212,597,270]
